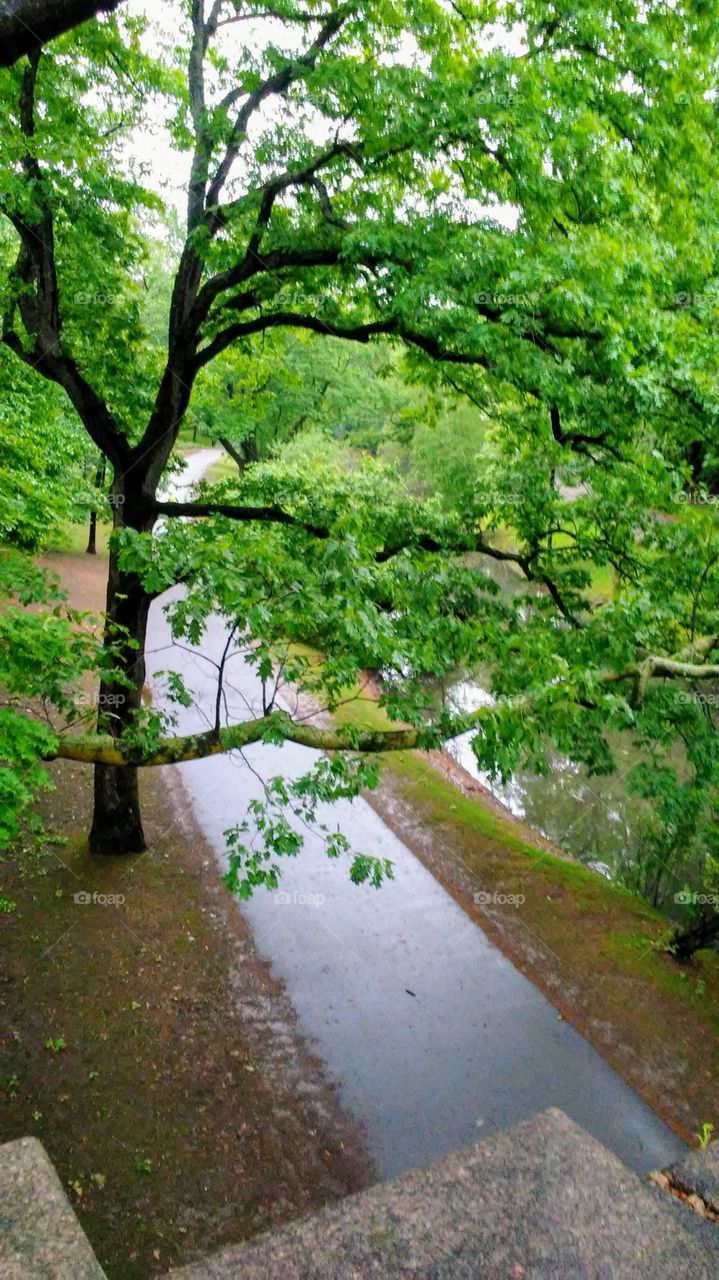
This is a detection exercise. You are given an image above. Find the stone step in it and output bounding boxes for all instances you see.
[0,1136,105,1279]
[167,1108,718,1280]
[662,1140,719,1216]
[3,1110,717,1278]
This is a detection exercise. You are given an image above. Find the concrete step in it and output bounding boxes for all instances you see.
[0,1136,105,1279]
[662,1140,719,1216]
[3,1109,717,1278]
[167,1108,718,1280]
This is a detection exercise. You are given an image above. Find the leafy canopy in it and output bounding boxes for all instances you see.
[1,2,719,915]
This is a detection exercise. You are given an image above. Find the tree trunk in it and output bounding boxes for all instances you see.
[0,0,126,68]
[91,758,146,855]
[85,455,106,555]
[89,491,153,855]
[218,434,247,474]
[86,507,97,555]
[670,910,719,961]
[218,433,260,474]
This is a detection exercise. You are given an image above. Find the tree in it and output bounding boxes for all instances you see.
[191,329,424,467]
[0,0,126,68]
[3,0,719,923]
[85,453,107,554]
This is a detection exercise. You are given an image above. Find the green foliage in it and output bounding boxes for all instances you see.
[3,0,719,924]
[222,753,388,897]
[0,553,105,847]
[189,329,426,462]
[0,348,94,549]
[697,1122,715,1150]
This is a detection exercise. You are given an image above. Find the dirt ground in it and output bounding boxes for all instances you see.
[1,550,372,1277]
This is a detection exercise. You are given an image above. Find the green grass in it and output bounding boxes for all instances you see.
[391,750,666,912]
[204,453,239,486]
[605,932,719,1035]
[46,517,112,557]
[489,525,616,602]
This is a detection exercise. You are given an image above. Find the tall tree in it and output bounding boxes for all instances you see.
[2,0,719,940]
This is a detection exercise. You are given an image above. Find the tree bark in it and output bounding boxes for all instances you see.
[0,0,126,67]
[85,455,106,555]
[218,434,250,474]
[670,910,719,961]
[86,507,98,555]
[88,486,153,855]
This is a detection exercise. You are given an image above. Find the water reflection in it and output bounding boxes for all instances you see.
[442,678,653,882]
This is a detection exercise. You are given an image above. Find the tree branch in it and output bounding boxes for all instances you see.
[153,498,329,538]
[0,0,125,67]
[549,403,623,461]
[152,490,581,623]
[192,311,394,369]
[47,642,719,767]
[1,51,130,468]
[205,3,355,212]
[48,708,473,766]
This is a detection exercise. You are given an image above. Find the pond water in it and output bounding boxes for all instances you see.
[417,555,659,890]
[443,675,651,881]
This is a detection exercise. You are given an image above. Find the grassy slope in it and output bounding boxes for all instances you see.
[204,453,238,486]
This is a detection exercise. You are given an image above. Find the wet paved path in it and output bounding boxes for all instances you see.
[148,450,686,1179]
